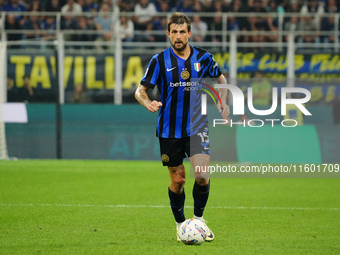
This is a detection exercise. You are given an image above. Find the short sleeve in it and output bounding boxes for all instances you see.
[206,53,222,78]
[140,55,160,89]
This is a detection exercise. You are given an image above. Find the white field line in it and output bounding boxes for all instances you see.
[0,203,339,211]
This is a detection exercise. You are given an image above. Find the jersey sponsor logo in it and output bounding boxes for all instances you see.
[167,67,177,72]
[161,154,170,163]
[170,81,199,87]
[194,63,201,72]
[181,69,190,80]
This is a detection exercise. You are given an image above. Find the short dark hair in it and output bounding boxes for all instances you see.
[167,12,191,32]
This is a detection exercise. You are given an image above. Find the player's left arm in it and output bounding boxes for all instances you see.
[216,74,230,119]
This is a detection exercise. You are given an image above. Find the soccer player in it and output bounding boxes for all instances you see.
[135,12,229,242]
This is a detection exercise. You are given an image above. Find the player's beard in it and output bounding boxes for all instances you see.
[172,40,187,52]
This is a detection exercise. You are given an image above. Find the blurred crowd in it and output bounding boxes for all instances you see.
[0,0,339,49]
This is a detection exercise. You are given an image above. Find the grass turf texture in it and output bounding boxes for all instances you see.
[0,160,339,255]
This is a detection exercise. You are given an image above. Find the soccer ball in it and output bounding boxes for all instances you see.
[178,219,207,245]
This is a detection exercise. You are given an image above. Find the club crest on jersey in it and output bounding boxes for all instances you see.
[161,154,170,163]
[181,69,190,80]
[194,63,201,72]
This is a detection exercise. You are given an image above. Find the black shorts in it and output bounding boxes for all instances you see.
[159,132,210,167]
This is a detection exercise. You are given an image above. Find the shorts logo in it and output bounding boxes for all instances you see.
[181,69,190,80]
[161,154,170,163]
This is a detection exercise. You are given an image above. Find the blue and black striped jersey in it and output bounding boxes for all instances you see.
[141,46,222,138]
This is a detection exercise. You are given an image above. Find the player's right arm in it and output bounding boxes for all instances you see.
[136,54,162,112]
[135,84,162,113]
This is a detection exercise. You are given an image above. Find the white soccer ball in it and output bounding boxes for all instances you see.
[179,219,207,245]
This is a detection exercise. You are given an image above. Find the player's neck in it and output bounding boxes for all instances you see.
[172,45,191,60]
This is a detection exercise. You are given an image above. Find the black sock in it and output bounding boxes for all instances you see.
[168,187,185,223]
[193,180,210,217]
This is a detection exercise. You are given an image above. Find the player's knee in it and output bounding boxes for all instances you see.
[171,172,186,187]
[171,178,186,194]
[169,165,186,192]
[194,170,209,184]
[195,177,209,186]
[173,175,186,186]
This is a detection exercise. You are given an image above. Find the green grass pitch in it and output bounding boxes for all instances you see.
[0,160,339,254]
